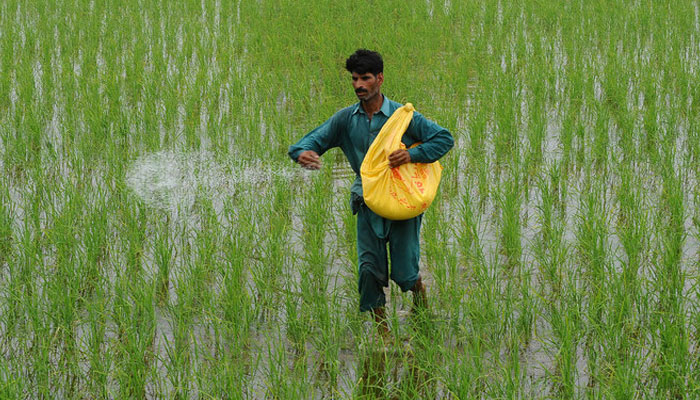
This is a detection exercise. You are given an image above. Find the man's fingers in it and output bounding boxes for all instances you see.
[298,151,321,169]
[299,153,321,169]
[303,161,321,170]
[301,160,321,169]
[388,150,410,168]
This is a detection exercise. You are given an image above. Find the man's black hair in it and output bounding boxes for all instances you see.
[345,49,383,75]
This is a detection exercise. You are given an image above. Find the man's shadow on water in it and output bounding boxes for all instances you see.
[355,314,439,399]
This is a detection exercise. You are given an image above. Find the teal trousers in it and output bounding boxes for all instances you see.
[355,198,422,312]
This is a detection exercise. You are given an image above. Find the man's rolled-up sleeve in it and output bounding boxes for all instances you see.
[405,112,454,163]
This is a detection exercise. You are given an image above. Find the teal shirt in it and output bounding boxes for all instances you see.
[288,96,454,201]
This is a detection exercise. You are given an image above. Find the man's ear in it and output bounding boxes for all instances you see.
[377,72,384,86]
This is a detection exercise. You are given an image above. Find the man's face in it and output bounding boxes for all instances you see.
[352,71,383,102]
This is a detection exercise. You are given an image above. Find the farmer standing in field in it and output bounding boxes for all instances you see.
[288,49,453,337]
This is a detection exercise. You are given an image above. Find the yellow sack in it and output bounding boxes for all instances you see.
[360,103,443,220]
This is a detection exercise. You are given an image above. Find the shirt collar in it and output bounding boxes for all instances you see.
[352,95,391,116]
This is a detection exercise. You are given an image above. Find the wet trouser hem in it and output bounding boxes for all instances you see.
[396,275,419,293]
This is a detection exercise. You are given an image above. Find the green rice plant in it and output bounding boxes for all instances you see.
[0,358,24,400]
[0,183,13,266]
[548,159,570,221]
[573,105,589,176]
[423,203,448,302]
[84,285,112,397]
[353,346,389,399]
[691,185,700,367]
[258,177,293,317]
[535,169,554,255]
[0,254,20,352]
[337,173,359,299]
[533,167,569,307]
[188,194,221,313]
[442,236,465,328]
[25,287,52,398]
[391,334,443,400]
[574,175,610,390]
[10,201,41,337]
[163,275,195,398]
[492,72,520,171]
[117,193,148,277]
[592,160,648,396]
[463,250,503,354]
[218,198,255,391]
[43,180,90,393]
[198,344,253,400]
[153,216,174,304]
[545,291,580,398]
[648,152,688,398]
[292,185,341,393]
[683,111,700,176]
[496,165,523,270]
[515,266,534,347]
[640,70,661,166]
[263,337,313,399]
[499,330,528,399]
[299,168,333,314]
[466,94,491,207]
[311,295,344,397]
[111,273,157,399]
[440,330,488,398]
[686,72,700,167]
[615,162,648,311]
[601,42,637,158]
[591,101,611,173]
[457,178,484,267]
[560,73,581,175]
[525,68,547,180]
[81,192,110,300]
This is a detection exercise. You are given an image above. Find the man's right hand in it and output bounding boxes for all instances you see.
[298,150,321,170]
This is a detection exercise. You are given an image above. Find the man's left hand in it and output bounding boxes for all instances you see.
[388,149,411,168]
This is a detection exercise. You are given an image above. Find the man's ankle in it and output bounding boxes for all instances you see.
[411,277,428,310]
[372,307,390,337]
[411,276,426,292]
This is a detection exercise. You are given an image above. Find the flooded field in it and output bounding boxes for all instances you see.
[3,0,700,398]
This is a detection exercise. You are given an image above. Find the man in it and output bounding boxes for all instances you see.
[288,49,453,336]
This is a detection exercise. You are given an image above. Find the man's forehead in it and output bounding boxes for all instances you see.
[352,71,378,78]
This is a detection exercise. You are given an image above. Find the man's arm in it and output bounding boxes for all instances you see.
[404,111,454,164]
[288,113,343,169]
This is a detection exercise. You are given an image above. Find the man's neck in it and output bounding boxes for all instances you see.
[361,94,383,120]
